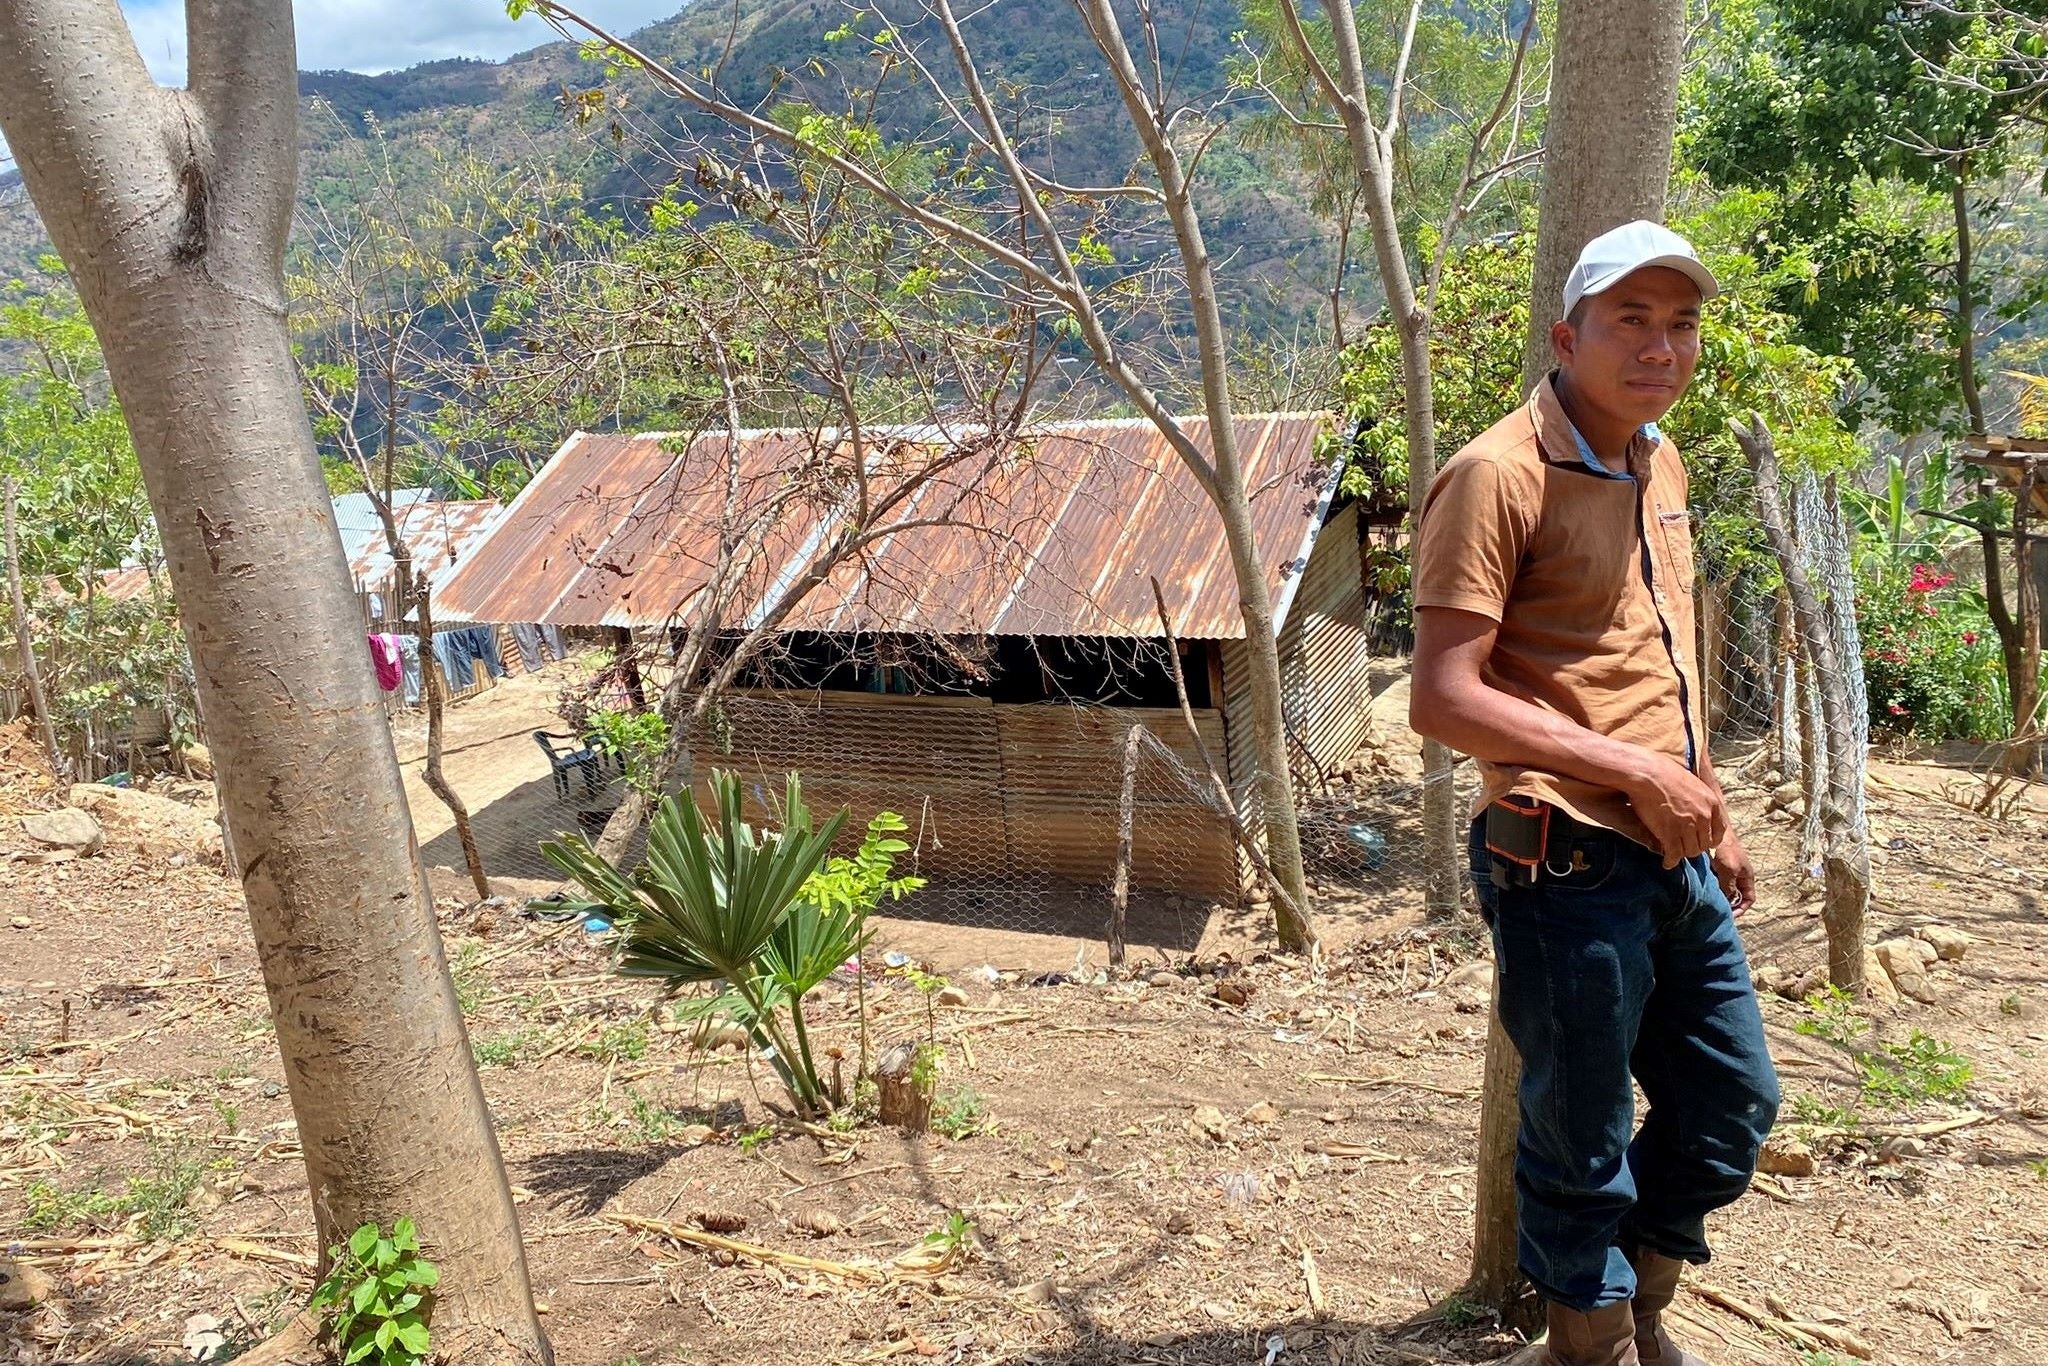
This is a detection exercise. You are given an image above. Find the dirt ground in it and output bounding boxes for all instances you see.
[3,699,2047,1364]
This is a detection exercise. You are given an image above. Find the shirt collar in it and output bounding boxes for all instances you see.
[1529,373,1661,479]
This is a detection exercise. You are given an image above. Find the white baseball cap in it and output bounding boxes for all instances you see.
[1561,219,1719,319]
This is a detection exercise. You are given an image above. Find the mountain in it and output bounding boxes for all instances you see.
[0,2,1337,339]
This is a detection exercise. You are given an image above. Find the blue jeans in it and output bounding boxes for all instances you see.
[1468,818,1780,1311]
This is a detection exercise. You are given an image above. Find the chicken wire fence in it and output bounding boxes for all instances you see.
[390,626,1495,964]
[376,469,1968,963]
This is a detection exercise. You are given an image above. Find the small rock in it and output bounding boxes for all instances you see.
[1213,978,1253,1007]
[1016,1277,1058,1304]
[1757,1135,1816,1178]
[1876,938,1940,1004]
[1242,1099,1281,1125]
[935,985,970,1007]
[261,1081,281,1099]
[1148,970,1179,988]
[1790,966,1829,1001]
[1769,781,1806,813]
[1191,1105,1230,1141]
[1880,1136,1927,1162]
[1915,925,1973,962]
[1753,963,1793,997]
[8,916,29,930]
[0,1258,52,1311]
[1445,960,1494,992]
[20,806,103,855]
[183,1312,227,1362]
[1860,948,1901,1004]
[1163,1210,1197,1234]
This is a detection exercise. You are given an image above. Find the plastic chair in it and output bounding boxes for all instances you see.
[533,731,602,799]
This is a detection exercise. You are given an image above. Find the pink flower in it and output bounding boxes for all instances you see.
[1889,702,1908,715]
[1908,563,1956,594]
[1963,631,1979,646]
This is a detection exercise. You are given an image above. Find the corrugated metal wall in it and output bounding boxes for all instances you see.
[1220,499,1374,816]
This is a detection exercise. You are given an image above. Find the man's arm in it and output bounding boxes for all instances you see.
[1409,605,1726,866]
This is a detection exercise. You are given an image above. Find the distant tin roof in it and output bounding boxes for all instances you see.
[88,493,502,609]
[434,414,1337,639]
[342,497,502,602]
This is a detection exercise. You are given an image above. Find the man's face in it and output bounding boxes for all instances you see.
[1551,265,1703,426]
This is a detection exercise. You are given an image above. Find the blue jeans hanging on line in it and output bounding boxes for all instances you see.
[434,631,473,690]
[1467,818,1780,1312]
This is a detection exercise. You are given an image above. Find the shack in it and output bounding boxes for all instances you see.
[434,415,1373,914]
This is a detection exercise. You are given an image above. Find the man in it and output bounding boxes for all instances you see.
[1408,221,1780,1366]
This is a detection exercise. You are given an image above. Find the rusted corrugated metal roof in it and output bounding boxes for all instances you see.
[341,497,502,602]
[434,416,1336,639]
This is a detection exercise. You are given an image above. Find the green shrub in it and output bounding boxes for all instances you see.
[1860,1030,1972,1106]
[545,772,920,1116]
[1858,563,2007,742]
[310,1219,438,1366]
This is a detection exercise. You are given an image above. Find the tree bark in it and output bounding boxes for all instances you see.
[1953,171,1987,436]
[1474,0,1686,1318]
[3,478,64,776]
[1519,0,1686,382]
[1109,723,1141,968]
[1068,0,1315,948]
[1292,0,1463,918]
[0,4,548,1359]
[416,573,490,902]
[1734,416,1868,990]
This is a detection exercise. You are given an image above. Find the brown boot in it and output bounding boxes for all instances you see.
[1542,1300,1639,1366]
[1625,1246,1707,1366]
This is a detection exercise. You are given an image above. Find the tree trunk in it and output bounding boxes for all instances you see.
[1475,0,1686,1317]
[874,1041,933,1134]
[1074,0,1315,949]
[0,5,549,1360]
[1519,0,1686,381]
[1301,4,1464,919]
[416,574,491,902]
[1109,723,1142,967]
[1734,417,1867,991]
[2,478,63,776]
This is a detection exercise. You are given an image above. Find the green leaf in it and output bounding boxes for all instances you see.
[344,1331,377,1364]
[352,1278,379,1313]
[408,1261,440,1288]
[395,1318,432,1353]
[391,1217,419,1252]
[349,1224,379,1259]
[376,1319,398,1352]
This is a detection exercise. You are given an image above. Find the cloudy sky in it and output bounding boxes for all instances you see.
[0,1,686,170]
[118,0,690,82]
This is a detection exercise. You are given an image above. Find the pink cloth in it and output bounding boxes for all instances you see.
[368,634,404,692]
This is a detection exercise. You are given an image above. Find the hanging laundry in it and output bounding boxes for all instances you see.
[510,623,544,673]
[367,634,404,692]
[395,633,423,705]
[433,630,473,690]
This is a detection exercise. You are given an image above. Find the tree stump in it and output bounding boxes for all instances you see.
[874,1041,932,1134]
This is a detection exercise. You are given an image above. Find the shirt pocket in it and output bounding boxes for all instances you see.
[1656,507,1696,595]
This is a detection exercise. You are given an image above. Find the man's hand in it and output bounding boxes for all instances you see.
[1623,753,1727,868]
[1711,827,1756,913]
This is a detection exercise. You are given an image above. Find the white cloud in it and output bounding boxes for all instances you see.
[1,0,680,163]
[122,0,689,82]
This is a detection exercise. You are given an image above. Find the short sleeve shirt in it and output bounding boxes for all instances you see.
[1411,377,1704,850]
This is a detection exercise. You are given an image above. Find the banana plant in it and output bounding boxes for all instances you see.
[1842,448,1973,572]
[542,769,848,1113]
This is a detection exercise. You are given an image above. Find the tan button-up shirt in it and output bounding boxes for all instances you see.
[1411,378,1705,851]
